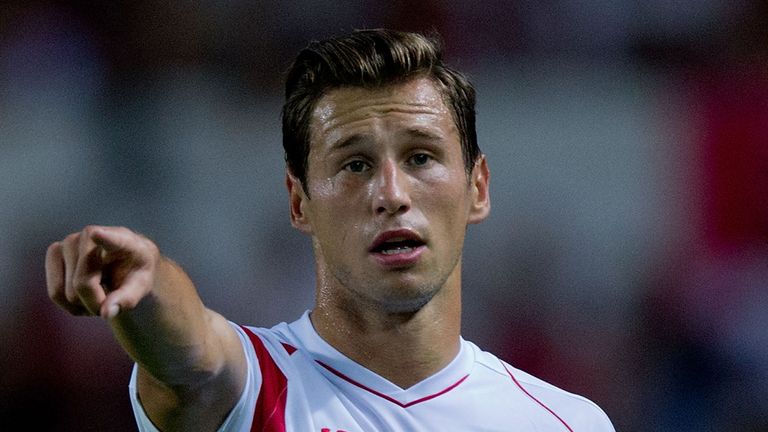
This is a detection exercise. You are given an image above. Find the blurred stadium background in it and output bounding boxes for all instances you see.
[1,1,767,430]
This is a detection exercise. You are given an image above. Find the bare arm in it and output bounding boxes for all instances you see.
[45,226,247,431]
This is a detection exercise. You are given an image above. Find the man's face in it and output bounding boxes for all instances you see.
[288,77,490,313]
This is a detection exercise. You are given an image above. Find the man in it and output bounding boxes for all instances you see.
[45,29,614,431]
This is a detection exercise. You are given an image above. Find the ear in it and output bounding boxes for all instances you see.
[286,171,313,234]
[467,155,490,224]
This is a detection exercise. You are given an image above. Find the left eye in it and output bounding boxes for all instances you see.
[344,160,370,173]
[410,153,431,166]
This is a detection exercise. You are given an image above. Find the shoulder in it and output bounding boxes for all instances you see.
[210,321,303,432]
[468,342,615,432]
[234,321,305,388]
[238,322,296,359]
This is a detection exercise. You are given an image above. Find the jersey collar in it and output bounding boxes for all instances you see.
[286,310,475,405]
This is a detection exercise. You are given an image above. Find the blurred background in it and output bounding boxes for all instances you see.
[1,1,767,430]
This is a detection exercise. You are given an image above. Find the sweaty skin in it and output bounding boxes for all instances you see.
[288,77,490,388]
[45,76,490,432]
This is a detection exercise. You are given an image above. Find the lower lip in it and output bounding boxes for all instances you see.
[370,245,426,268]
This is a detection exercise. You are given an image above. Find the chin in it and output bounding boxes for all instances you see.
[375,283,441,315]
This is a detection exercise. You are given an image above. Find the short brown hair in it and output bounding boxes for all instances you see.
[282,29,479,194]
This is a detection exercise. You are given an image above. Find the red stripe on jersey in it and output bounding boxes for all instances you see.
[502,361,574,432]
[316,360,469,408]
[241,326,288,432]
[281,342,297,355]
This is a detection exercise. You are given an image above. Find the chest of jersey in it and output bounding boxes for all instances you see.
[269,345,573,432]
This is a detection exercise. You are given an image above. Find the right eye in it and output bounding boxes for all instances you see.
[344,160,370,173]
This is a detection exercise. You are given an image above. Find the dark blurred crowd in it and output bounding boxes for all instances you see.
[1,1,766,430]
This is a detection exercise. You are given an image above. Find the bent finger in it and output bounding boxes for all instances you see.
[47,241,90,315]
[61,232,81,304]
[74,227,108,315]
[45,241,65,300]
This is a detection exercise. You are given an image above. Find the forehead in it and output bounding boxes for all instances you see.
[308,77,456,148]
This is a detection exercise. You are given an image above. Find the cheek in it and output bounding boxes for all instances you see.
[308,181,363,234]
[308,177,336,200]
[416,168,471,213]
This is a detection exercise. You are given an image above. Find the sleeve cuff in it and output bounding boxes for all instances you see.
[127,322,258,432]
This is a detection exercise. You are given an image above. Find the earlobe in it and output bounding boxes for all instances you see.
[468,156,491,224]
[286,172,313,234]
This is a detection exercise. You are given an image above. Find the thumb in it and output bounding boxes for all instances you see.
[100,298,121,320]
[99,269,154,320]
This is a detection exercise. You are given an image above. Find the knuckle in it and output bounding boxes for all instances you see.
[136,236,160,259]
[63,232,79,245]
[145,240,160,258]
[46,241,61,256]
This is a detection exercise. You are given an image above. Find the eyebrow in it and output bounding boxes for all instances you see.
[328,127,446,154]
[401,127,444,142]
[329,134,372,152]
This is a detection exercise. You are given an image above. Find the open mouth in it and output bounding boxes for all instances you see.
[372,239,425,255]
[369,229,426,256]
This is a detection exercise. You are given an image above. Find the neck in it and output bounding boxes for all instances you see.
[310,270,462,389]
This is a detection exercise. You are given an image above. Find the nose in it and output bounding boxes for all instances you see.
[372,159,411,216]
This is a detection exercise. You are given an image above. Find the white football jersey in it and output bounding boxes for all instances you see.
[130,311,614,431]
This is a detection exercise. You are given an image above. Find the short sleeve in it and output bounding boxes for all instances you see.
[128,322,260,432]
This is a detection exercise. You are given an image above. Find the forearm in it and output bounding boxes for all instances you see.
[110,258,214,384]
[112,258,245,431]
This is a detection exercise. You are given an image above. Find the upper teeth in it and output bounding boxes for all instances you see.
[381,245,412,255]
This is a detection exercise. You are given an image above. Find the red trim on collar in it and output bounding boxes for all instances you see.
[316,359,469,408]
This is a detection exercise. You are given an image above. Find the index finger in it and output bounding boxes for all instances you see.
[89,226,141,258]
